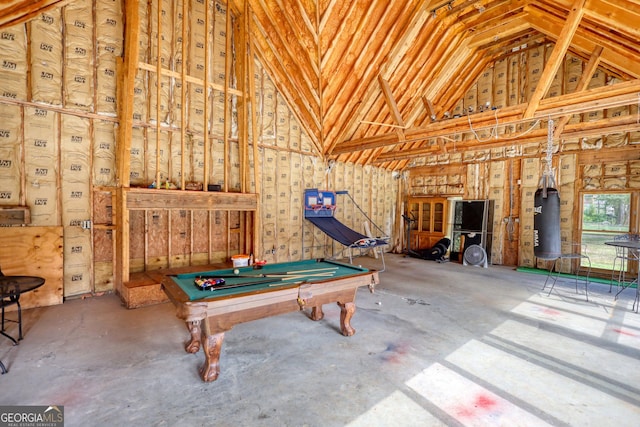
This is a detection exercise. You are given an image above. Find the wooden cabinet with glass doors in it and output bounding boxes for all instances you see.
[407,197,447,251]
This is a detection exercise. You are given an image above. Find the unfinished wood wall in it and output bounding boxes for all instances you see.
[407,46,639,267]
[254,61,397,263]
[0,0,397,304]
[0,226,63,310]
[0,0,121,298]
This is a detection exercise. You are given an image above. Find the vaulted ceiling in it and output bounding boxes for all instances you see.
[3,0,640,170]
[243,0,640,169]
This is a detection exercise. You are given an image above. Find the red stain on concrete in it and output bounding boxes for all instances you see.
[541,308,561,316]
[455,393,500,420]
[380,341,409,363]
[612,328,637,337]
[475,394,497,409]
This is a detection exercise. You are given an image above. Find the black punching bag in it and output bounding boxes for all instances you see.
[534,187,561,259]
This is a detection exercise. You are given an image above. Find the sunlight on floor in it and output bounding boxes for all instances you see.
[348,284,640,426]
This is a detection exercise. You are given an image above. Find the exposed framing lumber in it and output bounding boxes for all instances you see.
[523,0,586,118]
[115,0,141,292]
[180,0,187,191]
[335,78,640,156]
[378,75,406,143]
[224,2,233,192]
[136,62,242,96]
[0,0,70,29]
[373,113,640,164]
[554,45,603,139]
[154,0,162,188]
[203,0,211,192]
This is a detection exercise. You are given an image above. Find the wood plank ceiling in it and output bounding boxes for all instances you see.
[244,0,640,170]
[3,0,639,170]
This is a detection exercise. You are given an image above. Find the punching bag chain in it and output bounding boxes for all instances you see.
[540,118,556,197]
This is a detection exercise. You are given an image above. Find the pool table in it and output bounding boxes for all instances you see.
[161,258,379,382]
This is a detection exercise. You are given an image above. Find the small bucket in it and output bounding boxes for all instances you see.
[231,254,250,267]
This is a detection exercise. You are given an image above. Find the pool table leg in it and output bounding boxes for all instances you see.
[338,301,356,336]
[184,318,225,382]
[310,305,324,321]
[199,329,224,382]
[185,320,202,353]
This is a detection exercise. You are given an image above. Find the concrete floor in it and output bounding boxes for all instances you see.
[1,253,639,427]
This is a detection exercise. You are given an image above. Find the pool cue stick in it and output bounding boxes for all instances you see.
[201,278,278,290]
[283,267,338,274]
[269,280,305,287]
[203,272,334,291]
[198,267,338,280]
[197,271,335,280]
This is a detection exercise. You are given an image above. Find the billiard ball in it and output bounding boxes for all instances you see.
[233,269,239,275]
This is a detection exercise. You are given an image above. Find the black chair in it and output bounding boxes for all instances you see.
[0,268,5,374]
[543,243,591,301]
[0,267,23,344]
[610,234,639,295]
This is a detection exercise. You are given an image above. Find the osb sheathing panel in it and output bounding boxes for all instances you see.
[94,258,114,293]
[146,210,169,269]
[128,210,146,272]
[93,229,113,264]
[169,209,191,267]
[92,189,114,292]
[93,190,113,225]
[192,210,210,254]
[210,211,229,255]
[0,226,63,309]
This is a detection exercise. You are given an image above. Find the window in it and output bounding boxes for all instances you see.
[580,193,631,270]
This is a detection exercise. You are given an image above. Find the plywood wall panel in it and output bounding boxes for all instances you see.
[192,209,210,254]
[169,209,191,267]
[0,226,63,308]
[128,209,146,272]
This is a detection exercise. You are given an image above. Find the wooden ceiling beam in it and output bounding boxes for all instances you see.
[523,0,586,119]
[373,114,640,164]
[335,78,640,155]
[0,0,69,29]
[466,15,531,48]
[526,4,640,77]
[585,0,640,38]
[323,1,417,154]
[553,45,603,138]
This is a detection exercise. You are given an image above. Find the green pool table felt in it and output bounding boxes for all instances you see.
[170,259,370,301]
